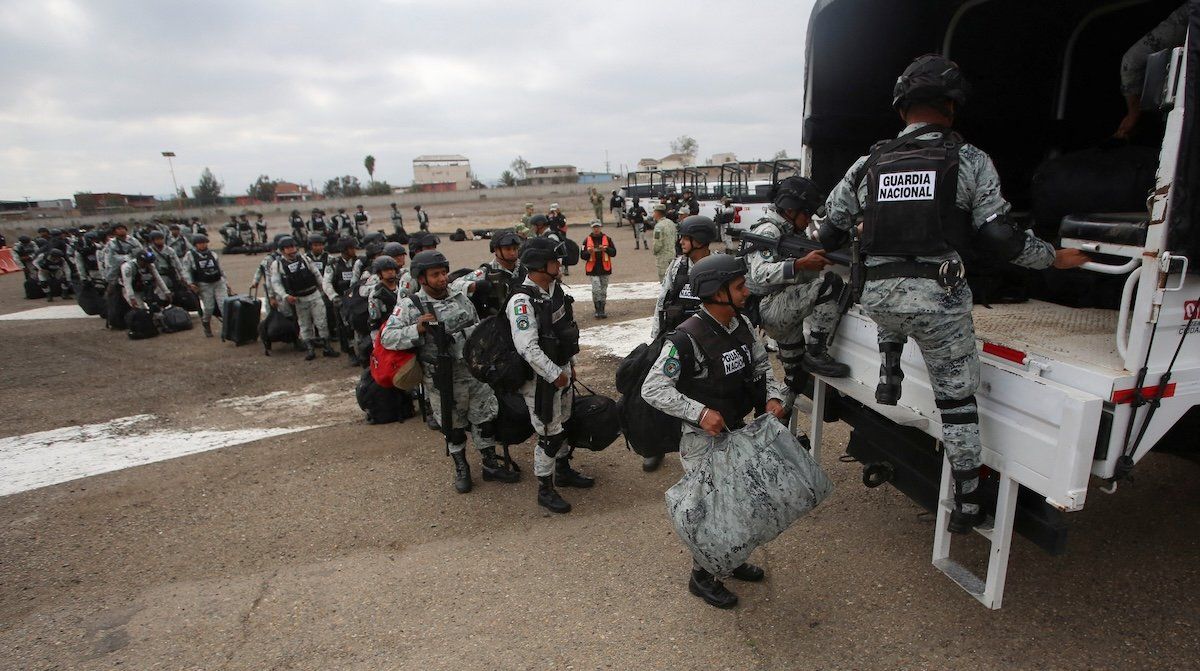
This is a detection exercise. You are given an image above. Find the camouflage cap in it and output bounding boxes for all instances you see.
[524,202,534,208]
[652,203,667,213]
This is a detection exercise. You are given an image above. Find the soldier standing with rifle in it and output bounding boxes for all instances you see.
[507,238,589,514]
[323,238,364,363]
[382,251,518,492]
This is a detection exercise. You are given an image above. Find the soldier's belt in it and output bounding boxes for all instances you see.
[864,261,942,282]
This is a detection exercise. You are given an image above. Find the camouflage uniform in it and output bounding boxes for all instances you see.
[590,190,605,223]
[823,122,1057,472]
[119,259,170,309]
[642,307,786,471]
[381,287,499,456]
[181,247,229,326]
[1120,4,1189,97]
[269,254,335,342]
[651,216,678,281]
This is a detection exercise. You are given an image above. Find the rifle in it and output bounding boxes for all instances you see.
[422,300,456,444]
[533,301,562,426]
[733,230,852,267]
[836,225,864,315]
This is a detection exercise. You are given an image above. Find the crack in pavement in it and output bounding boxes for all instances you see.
[219,568,280,671]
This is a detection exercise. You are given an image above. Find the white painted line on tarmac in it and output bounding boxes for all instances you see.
[0,414,314,497]
[578,316,655,359]
[563,282,660,302]
[0,304,91,321]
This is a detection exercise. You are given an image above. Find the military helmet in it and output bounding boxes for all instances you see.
[192,234,210,245]
[528,213,550,229]
[308,234,326,245]
[772,175,826,216]
[383,241,407,257]
[519,237,562,271]
[371,256,400,274]
[490,229,522,252]
[148,230,165,241]
[48,248,66,259]
[893,53,969,110]
[37,227,49,234]
[410,250,450,278]
[18,235,31,243]
[679,215,719,246]
[689,254,747,300]
[49,227,63,236]
[136,250,156,264]
[339,238,358,252]
[276,236,297,250]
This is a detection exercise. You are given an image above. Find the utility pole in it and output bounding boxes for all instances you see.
[605,150,610,175]
[161,151,184,216]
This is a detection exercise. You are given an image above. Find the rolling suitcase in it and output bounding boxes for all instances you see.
[221,291,261,346]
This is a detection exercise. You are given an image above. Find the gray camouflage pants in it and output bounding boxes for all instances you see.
[633,222,646,248]
[426,368,499,455]
[285,291,329,341]
[864,289,981,472]
[195,279,228,323]
[589,275,609,304]
[758,274,842,346]
[521,378,573,477]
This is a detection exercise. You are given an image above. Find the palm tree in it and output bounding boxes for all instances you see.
[364,155,376,184]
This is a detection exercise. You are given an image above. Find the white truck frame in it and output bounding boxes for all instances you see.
[801,0,1200,608]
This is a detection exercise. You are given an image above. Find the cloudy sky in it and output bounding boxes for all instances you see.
[0,0,817,201]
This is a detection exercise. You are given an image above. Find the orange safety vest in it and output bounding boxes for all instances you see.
[584,234,612,273]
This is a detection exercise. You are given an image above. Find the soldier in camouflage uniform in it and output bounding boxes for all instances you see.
[820,54,1089,533]
[182,234,230,337]
[589,188,605,223]
[744,176,850,393]
[269,237,339,360]
[651,203,678,280]
[146,231,186,292]
[1116,3,1189,139]
[642,254,787,609]
[166,224,191,258]
[381,251,518,493]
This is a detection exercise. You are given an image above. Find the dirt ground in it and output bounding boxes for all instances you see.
[1,217,1198,670]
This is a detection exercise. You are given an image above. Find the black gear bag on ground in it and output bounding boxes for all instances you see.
[24,278,45,300]
[126,308,159,340]
[75,281,106,316]
[261,307,299,345]
[615,338,682,457]
[160,305,192,332]
[564,381,620,451]
[221,292,261,346]
[494,391,535,445]
[355,369,415,425]
[449,228,467,241]
[173,288,200,312]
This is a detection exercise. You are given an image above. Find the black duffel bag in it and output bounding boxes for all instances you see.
[261,307,299,344]
[173,288,200,312]
[495,391,535,445]
[615,338,681,457]
[565,381,620,451]
[126,308,159,340]
[75,280,107,317]
[341,292,369,335]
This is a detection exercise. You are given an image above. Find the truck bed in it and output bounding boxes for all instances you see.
[971,301,1125,375]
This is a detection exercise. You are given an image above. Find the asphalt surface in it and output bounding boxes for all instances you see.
[1,219,1198,670]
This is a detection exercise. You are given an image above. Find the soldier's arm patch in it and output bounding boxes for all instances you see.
[513,302,529,316]
[663,357,681,377]
[515,316,531,330]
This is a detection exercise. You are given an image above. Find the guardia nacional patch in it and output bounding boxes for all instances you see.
[663,358,680,377]
[516,316,531,330]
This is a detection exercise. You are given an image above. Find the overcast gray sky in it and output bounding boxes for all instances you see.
[0,0,817,201]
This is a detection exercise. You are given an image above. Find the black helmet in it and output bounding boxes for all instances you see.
[337,207,346,212]
[371,256,400,274]
[519,237,561,271]
[49,227,63,236]
[411,250,450,278]
[490,229,522,252]
[679,215,718,246]
[136,250,156,264]
[772,176,825,216]
[18,235,30,243]
[273,232,291,243]
[48,248,66,259]
[291,209,300,216]
[528,213,549,229]
[383,241,407,257]
[37,227,49,234]
[148,230,165,241]
[277,236,297,250]
[192,234,209,245]
[339,238,358,252]
[689,254,746,300]
[308,234,326,245]
[893,53,969,110]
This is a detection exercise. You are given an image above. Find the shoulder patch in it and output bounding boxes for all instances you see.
[515,315,531,330]
[513,302,529,316]
[663,357,681,377]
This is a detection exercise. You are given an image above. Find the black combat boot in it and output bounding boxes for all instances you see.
[593,300,602,318]
[555,457,594,488]
[597,301,607,319]
[201,319,213,338]
[321,339,339,357]
[948,468,986,534]
[642,455,663,472]
[730,562,765,582]
[480,447,520,483]
[537,476,571,513]
[688,566,738,609]
[451,450,472,493]
[304,340,317,361]
[801,332,850,378]
[875,342,904,406]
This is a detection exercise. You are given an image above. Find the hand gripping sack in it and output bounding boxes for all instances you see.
[665,415,833,576]
[370,330,420,390]
[565,381,620,451]
[463,314,532,392]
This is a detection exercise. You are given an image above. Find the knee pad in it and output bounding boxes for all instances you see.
[539,431,567,457]
[447,428,468,445]
[813,273,845,306]
[476,420,496,440]
[936,395,979,425]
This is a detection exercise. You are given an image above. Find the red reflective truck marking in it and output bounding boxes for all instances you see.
[982,342,1026,364]
[1111,383,1176,404]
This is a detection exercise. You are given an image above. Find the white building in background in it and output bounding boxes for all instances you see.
[709,152,737,165]
[412,154,472,192]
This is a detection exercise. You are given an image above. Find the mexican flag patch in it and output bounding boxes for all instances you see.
[513,303,529,316]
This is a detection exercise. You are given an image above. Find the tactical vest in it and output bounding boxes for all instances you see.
[661,258,702,332]
[584,234,612,273]
[415,292,477,363]
[330,256,357,295]
[81,247,100,272]
[290,215,305,229]
[481,262,525,317]
[513,283,579,366]
[354,212,368,225]
[669,313,762,431]
[255,220,266,231]
[859,126,972,259]
[311,216,326,232]
[307,252,329,275]
[131,266,154,292]
[152,247,176,277]
[41,255,64,272]
[279,256,318,295]
[237,221,252,233]
[371,283,398,332]
[191,249,222,283]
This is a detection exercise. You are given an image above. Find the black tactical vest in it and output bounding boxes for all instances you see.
[255,220,266,231]
[513,283,579,366]
[371,283,398,332]
[307,252,329,275]
[132,266,154,292]
[311,215,326,232]
[669,313,762,431]
[330,256,357,295]
[481,262,525,317]
[661,258,702,333]
[82,247,100,271]
[860,126,972,258]
[354,212,368,225]
[279,256,318,295]
[191,249,222,283]
[290,215,305,229]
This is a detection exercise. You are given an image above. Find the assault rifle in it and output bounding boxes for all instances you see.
[733,229,853,267]
[422,300,456,444]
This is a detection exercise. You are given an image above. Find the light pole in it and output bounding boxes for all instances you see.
[161,151,184,216]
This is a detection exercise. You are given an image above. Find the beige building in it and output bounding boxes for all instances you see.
[709,152,737,165]
[412,154,473,191]
[523,165,578,186]
[657,153,690,170]
[636,158,660,171]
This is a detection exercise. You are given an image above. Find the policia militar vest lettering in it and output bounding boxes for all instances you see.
[661,258,702,333]
[191,249,223,283]
[858,125,972,260]
[279,257,319,296]
[668,313,765,431]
